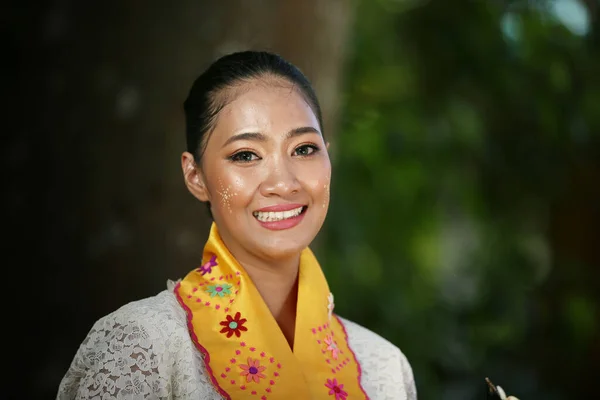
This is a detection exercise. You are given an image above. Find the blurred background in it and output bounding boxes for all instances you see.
[6,0,599,399]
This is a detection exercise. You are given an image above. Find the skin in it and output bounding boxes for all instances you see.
[181,78,331,347]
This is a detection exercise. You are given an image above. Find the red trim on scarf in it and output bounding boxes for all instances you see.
[174,281,232,400]
[334,314,370,399]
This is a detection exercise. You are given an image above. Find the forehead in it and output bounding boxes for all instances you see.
[212,80,320,139]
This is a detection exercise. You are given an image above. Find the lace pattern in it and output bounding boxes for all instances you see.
[339,318,417,400]
[57,284,416,399]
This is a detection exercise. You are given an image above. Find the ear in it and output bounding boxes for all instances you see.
[181,152,210,202]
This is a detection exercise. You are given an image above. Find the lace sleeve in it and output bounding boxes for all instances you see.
[56,311,173,399]
[340,316,417,399]
[399,349,417,400]
[56,291,223,400]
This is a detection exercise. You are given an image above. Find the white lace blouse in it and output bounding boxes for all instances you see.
[57,283,417,400]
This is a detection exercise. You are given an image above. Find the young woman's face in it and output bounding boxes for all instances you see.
[184,79,331,261]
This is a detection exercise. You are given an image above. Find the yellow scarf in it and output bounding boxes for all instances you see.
[175,223,368,399]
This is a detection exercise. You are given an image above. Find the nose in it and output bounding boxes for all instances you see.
[259,157,301,197]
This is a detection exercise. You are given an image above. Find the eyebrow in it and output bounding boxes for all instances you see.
[222,126,321,148]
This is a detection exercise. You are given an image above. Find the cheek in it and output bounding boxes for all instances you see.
[210,168,260,212]
[229,175,257,206]
[301,163,331,206]
[215,177,236,213]
[322,177,331,209]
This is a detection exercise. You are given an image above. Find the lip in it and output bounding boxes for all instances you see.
[254,205,308,231]
[254,203,306,212]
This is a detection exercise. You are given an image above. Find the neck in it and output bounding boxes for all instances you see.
[220,233,301,348]
[236,251,300,319]
[241,256,301,348]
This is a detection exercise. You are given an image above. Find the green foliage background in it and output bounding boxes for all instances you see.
[319,1,599,399]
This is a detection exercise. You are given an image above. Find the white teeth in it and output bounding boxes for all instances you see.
[253,206,304,222]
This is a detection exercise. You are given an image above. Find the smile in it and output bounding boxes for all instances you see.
[253,206,305,222]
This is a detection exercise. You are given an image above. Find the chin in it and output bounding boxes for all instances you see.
[253,234,314,260]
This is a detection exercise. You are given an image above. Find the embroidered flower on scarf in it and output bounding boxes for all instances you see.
[206,283,232,297]
[239,357,267,383]
[327,292,335,320]
[324,335,339,360]
[197,255,218,275]
[219,312,248,338]
[325,378,348,400]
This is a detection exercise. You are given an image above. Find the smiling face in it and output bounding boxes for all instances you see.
[182,78,331,262]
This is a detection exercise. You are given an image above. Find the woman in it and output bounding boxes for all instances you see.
[57,51,417,399]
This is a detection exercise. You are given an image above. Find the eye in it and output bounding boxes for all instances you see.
[229,151,260,163]
[294,144,319,157]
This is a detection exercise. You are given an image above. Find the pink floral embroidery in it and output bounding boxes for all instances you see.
[325,378,348,400]
[239,358,267,383]
[197,254,218,275]
[324,335,339,360]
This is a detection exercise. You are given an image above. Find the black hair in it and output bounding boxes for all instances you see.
[183,50,324,163]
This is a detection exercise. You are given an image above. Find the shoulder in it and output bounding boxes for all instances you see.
[96,287,187,333]
[57,287,215,399]
[338,316,417,400]
[81,289,189,352]
[339,316,409,366]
